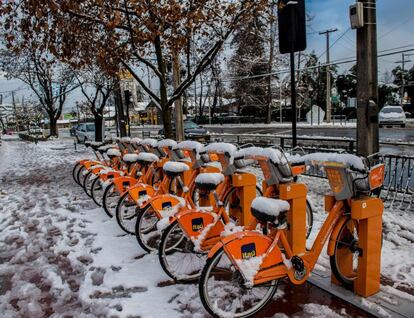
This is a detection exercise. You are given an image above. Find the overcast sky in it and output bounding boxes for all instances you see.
[1,0,413,111]
[306,0,414,77]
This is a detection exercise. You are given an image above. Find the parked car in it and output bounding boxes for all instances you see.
[379,105,407,128]
[158,120,211,142]
[70,124,80,136]
[28,125,43,136]
[75,123,96,143]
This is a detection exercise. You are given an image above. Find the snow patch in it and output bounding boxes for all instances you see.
[235,255,264,286]
[163,161,190,174]
[122,153,140,163]
[176,140,204,152]
[107,149,122,157]
[195,173,225,186]
[251,197,290,218]
[136,152,159,162]
[156,139,177,148]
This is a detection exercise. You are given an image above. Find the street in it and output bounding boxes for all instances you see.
[207,125,414,142]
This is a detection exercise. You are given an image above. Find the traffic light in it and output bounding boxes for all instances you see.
[278,0,307,54]
[124,90,132,106]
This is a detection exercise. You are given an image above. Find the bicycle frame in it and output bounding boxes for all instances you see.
[209,161,385,288]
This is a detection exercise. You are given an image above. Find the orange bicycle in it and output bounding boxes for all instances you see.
[101,138,164,218]
[133,140,224,252]
[198,153,385,317]
[157,145,270,282]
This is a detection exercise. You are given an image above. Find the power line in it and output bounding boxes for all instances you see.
[317,27,350,60]
[216,46,414,82]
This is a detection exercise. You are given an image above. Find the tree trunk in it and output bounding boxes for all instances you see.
[0,117,5,134]
[115,86,127,137]
[94,114,103,142]
[162,107,173,139]
[49,116,58,137]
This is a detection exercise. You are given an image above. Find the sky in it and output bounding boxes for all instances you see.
[1,0,414,111]
[306,0,414,77]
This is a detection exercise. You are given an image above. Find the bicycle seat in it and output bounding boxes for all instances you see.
[195,173,224,191]
[123,153,140,164]
[107,148,122,158]
[98,144,115,153]
[136,152,159,165]
[163,161,190,177]
[251,197,290,224]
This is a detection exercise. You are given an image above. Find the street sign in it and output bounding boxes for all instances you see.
[278,0,307,54]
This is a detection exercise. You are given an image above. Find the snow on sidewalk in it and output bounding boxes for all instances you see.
[0,138,413,317]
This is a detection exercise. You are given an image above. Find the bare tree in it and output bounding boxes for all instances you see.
[76,67,116,141]
[1,0,268,138]
[0,49,75,136]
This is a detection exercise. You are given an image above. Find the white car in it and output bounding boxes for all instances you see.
[75,123,96,143]
[379,106,406,128]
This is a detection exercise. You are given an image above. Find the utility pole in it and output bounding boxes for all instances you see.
[172,50,185,142]
[319,28,338,124]
[356,0,379,156]
[395,53,412,106]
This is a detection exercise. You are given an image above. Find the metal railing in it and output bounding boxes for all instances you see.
[140,130,413,208]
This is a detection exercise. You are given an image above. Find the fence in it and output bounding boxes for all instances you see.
[141,130,414,208]
[209,133,414,209]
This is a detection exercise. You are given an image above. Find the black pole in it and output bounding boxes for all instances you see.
[290,50,297,148]
[126,102,131,137]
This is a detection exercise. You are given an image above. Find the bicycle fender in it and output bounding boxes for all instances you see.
[128,183,155,205]
[99,170,123,181]
[112,176,139,194]
[149,194,186,219]
[327,216,349,256]
[177,210,223,240]
[83,160,104,169]
[211,232,283,271]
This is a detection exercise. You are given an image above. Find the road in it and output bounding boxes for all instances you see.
[206,125,414,142]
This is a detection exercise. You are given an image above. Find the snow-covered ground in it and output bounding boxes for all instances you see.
[0,137,413,317]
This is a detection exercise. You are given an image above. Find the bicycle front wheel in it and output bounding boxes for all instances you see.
[199,247,278,318]
[330,218,360,290]
[72,162,82,185]
[158,220,206,282]
[102,182,120,218]
[135,204,161,253]
[116,191,138,234]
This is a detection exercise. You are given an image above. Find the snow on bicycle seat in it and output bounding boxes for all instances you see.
[98,144,115,152]
[136,152,159,163]
[177,140,204,152]
[107,148,122,157]
[251,197,290,224]
[141,138,158,147]
[131,138,142,145]
[123,153,140,163]
[195,173,224,191]
[234,147,263,169]
[120,137,131,143]
[203,142,237,157]
[157,139,178,149]
[163,161,190,177]
[290,152,366,172]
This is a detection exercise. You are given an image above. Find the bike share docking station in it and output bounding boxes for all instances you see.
[313,164,412,318]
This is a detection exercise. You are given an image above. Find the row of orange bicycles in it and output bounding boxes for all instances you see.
[73,137,385,317]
